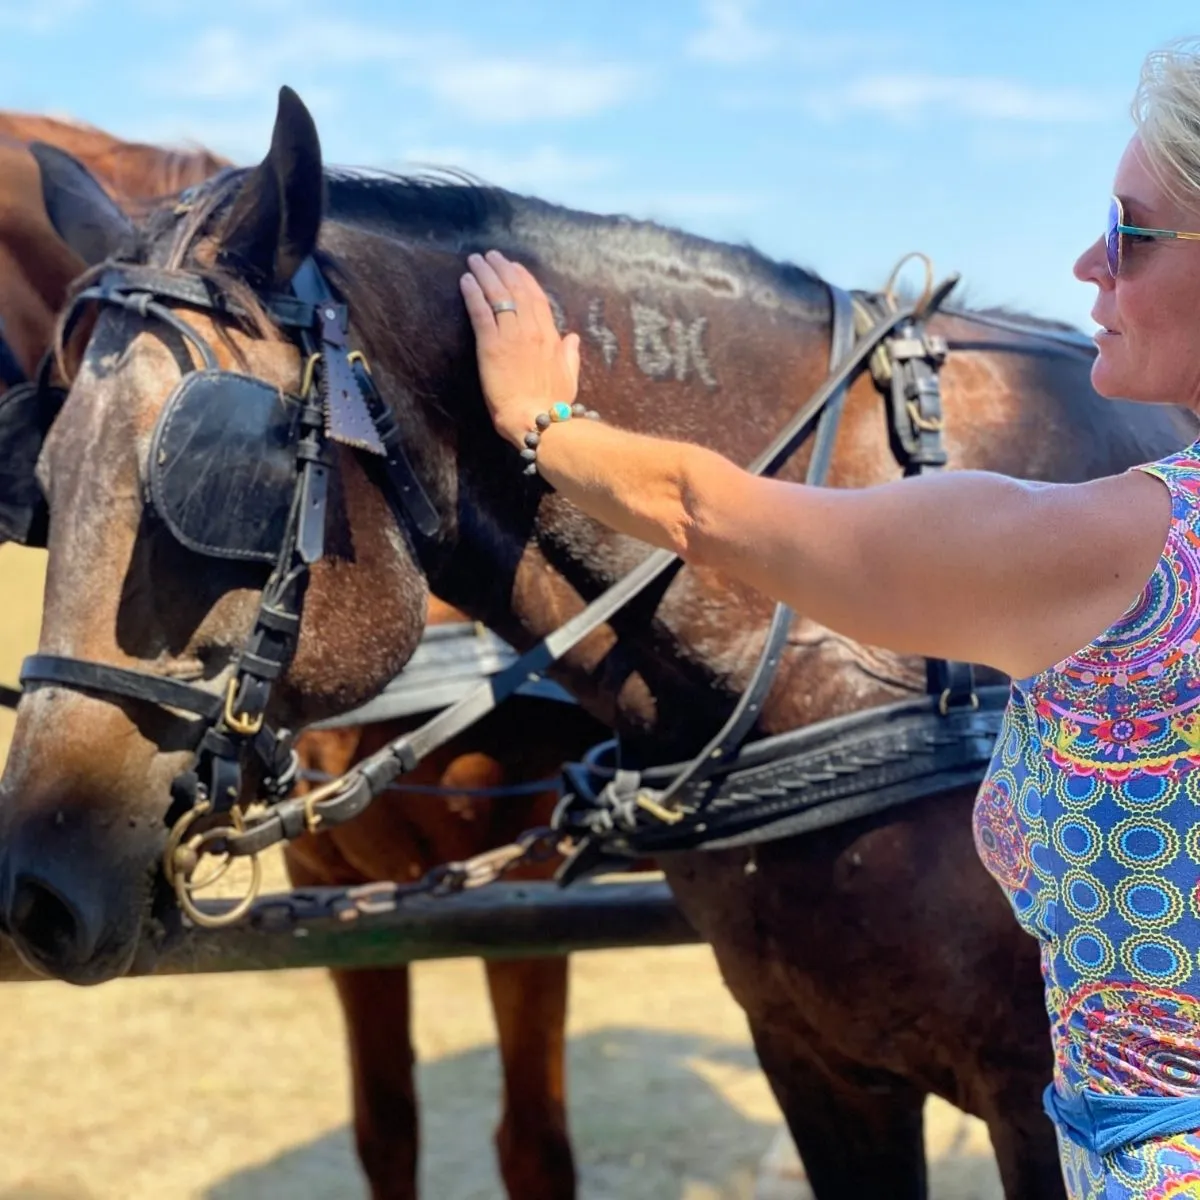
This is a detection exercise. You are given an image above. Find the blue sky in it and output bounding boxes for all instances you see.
[2,0,1197,331]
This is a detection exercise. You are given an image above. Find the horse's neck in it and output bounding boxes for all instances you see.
[0,112,227,208]
[86,146,229,209]
[417,258,917,754]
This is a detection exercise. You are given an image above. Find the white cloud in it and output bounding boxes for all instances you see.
[422,59,639,125]
[687,2,907,70]
[142,29,262,102]
[138,22,427,103]
[113,111,277,165]
[806,73,1110,125]
[140,18,640,126]
[687,0,775,65]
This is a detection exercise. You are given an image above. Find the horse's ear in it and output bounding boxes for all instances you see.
[29,142,134,267]
[218,86,324,289]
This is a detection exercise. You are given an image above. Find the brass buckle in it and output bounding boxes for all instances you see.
[296,771,358,836]
[223,678,264,736]
[299,351,322,397]
[905,400,944,433]
[635,791,685,825]
[303,788,325,835]
[938,688,980,716]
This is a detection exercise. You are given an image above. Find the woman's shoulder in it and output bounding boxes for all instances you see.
[1006,467,1175,685]
[1131,438,1200,517]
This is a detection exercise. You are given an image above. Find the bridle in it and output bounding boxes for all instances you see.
[10,247,978,924]
[16,255,439,922]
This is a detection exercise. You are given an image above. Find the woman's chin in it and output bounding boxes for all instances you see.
[1089,352,1126,400]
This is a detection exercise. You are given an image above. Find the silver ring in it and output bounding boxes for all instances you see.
[490,300,518,316]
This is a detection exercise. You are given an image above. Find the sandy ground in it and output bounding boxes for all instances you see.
[0,544,1006,1199]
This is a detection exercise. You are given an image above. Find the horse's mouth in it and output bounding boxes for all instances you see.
[124,868,186,977]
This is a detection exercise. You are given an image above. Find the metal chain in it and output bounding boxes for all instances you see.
[176,824,568,931]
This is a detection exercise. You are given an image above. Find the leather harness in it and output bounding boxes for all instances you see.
[0,247,1096,917]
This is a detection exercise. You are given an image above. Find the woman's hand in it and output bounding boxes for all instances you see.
[460,250,581,449]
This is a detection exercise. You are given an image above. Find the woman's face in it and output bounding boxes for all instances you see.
[1074,134,1200,409]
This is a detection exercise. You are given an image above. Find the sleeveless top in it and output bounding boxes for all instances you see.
[974,442,1200,1103]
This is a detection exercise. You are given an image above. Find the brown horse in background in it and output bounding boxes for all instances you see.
[0,114,614,1199]
[0,113,227,381]
[288,619,610,1199]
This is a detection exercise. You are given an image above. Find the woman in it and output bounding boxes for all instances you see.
[459,38,1200,1200]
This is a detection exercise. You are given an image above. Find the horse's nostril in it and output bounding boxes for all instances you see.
[9,876,89,966]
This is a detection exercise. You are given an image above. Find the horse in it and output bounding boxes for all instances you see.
[0,113,227,382]
[0,113,614,1200]
[4,88,1195,1199]
[287,618,609,1199]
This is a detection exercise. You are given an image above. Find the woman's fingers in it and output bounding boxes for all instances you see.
[466,252,520,323]
[510,260,561,338]
[461,249,582,449]
[459,272,499,340]
[481,250,561,340]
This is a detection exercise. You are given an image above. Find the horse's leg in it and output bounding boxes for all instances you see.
[330,966,419,1200]
[484,955,576,1200]
[286,846,419,1200]
[750,1022,928,1200]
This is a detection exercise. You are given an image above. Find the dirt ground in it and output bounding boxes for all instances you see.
[0,544,1006,1199]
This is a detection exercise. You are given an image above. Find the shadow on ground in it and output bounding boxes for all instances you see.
[207,1026,777,1200]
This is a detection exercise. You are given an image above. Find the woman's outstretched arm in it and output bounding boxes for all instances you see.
[461,251,1171,680]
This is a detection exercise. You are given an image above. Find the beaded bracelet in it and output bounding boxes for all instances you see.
[520,401,601,476]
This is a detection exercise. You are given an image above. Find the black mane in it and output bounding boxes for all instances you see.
[134,162,829,321]
[325,167,514,240]
[321,167,828,311]
[139,164,1091,350]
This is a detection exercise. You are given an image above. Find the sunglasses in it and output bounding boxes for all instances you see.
[1106,195,1200,278]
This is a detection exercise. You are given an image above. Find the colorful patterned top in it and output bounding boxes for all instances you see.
[974,443,1200,1123]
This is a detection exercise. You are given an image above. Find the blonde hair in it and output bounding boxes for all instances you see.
[1133,37,1200,208]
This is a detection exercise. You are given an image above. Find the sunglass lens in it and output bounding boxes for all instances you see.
[1106,197,1121,277]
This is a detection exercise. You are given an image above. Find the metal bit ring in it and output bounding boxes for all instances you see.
[163,803,264,929]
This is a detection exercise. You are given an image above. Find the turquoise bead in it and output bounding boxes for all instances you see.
[549,402,572,423]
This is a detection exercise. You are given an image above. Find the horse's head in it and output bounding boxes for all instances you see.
[0,89,433,983]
